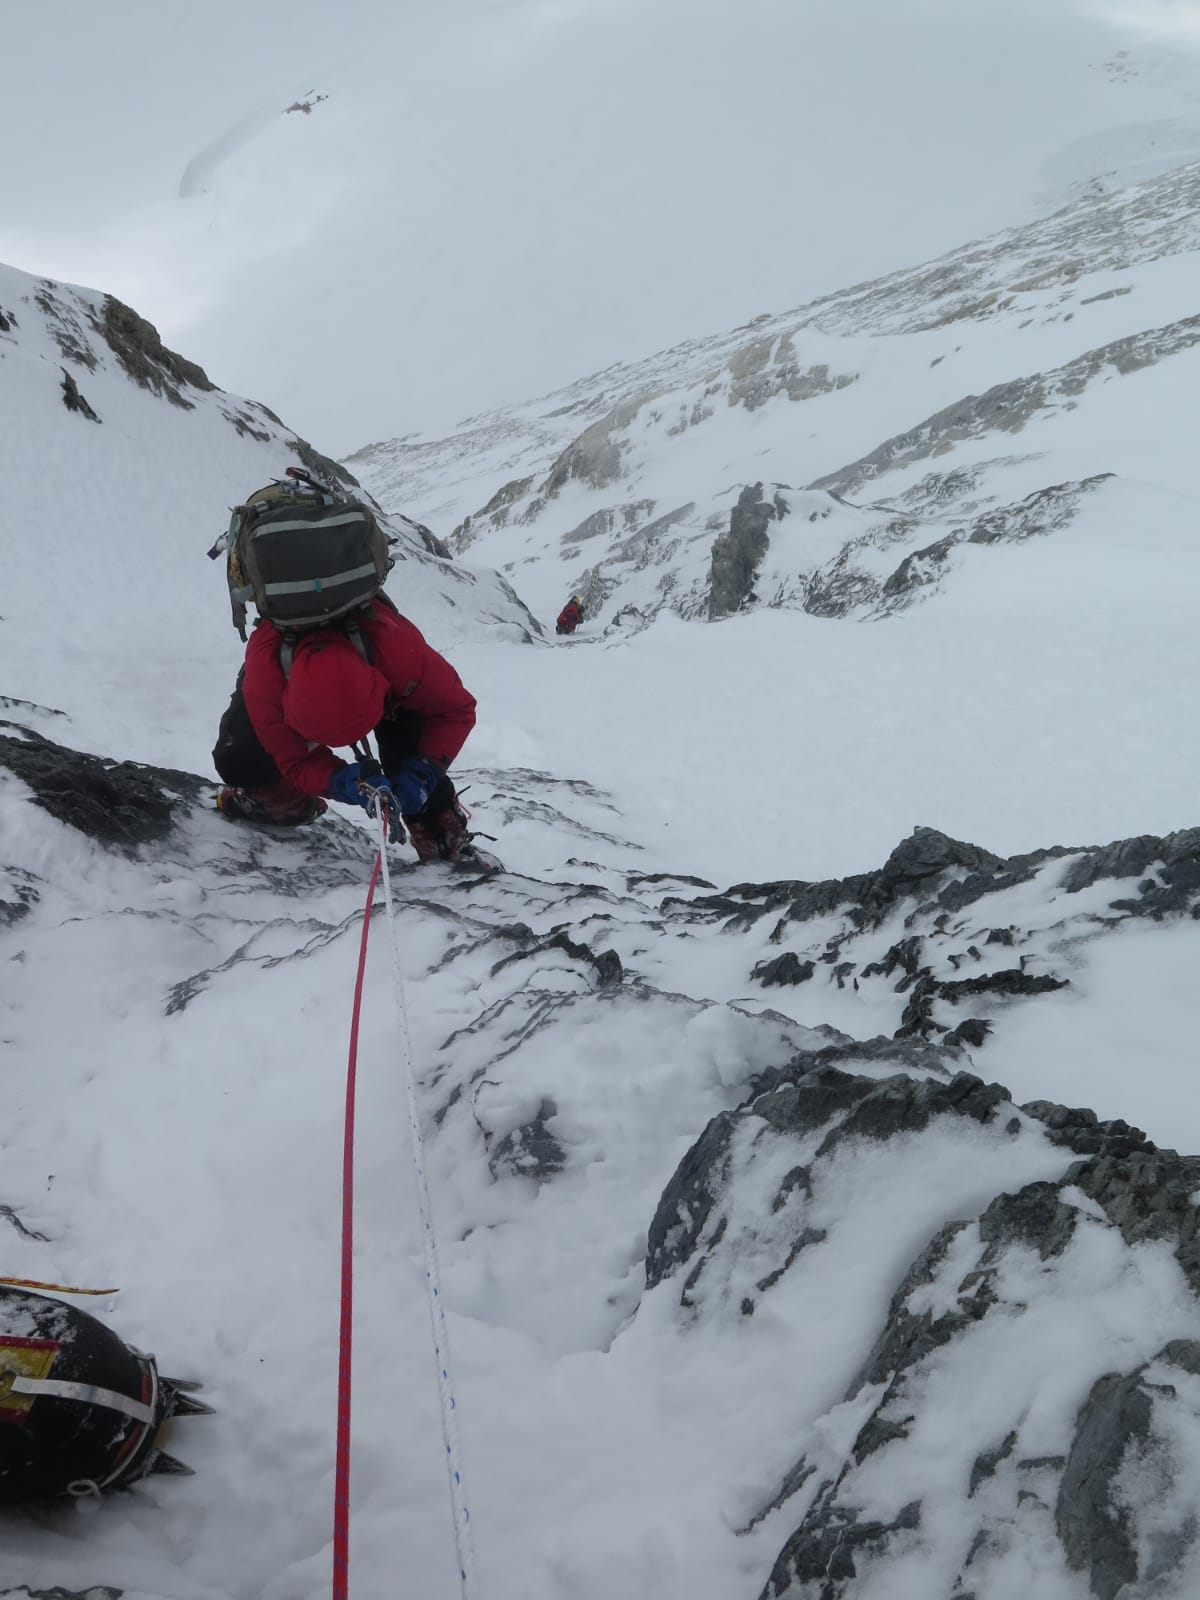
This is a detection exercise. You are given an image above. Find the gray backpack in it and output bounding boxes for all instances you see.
[220,468,393,641]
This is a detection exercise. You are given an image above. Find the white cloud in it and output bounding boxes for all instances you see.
[1084,0,1200,39]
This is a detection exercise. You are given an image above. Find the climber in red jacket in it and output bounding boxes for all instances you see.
[556,596,584,635]
[213,596,478,861]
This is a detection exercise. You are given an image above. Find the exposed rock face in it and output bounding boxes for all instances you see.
[675,823,1200,1047]
[539,394,654,499]
[643,1045,1200,1600]
[809,317,1200,500]
[561,501,656,547]
[288,432,362,496]
[1056,1340,1200,1600]
[481,474,536,521]
[753,952,815,987]
[0,726,207,852]
[801,472,1116,619]
[13,275,364,477]
[485,1097,567,1182]
[354,161,1200,630]
[60,367,100,422]
[0,865,39,927]
[726,334,857,411]
[708,483,789,618]
[492,929,623,990]
[35,285,98,370]
[388,511,451,560]
[97,294,215,408]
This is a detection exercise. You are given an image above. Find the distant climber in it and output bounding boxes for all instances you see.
[556,595,584,636]
[211,472,480,862]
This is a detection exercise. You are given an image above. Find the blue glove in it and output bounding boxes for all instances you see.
[387,757,442,816]
[327,762,369,808]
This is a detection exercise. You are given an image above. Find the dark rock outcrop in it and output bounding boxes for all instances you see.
[491,930,622,990]
[647,1065,1010,1298]
[0,866,40,926]
[708,482,787,618]
[1057,1339,1200,1600]
[643,1050,1200,1599]
[700,826,1011,934]
[753,953,815,987]
[764,1501,921,1598]
[678,823,1200,1046]
[96,295,214,407]
[487,1097,567,1182]
[0,726,207,852]
[60,367,100,422]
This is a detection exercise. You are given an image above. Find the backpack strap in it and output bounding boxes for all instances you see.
[275,612,374,681]
[278,630,298,680]
[343,618,373,667]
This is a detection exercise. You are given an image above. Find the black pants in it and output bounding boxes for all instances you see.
[213,676,454,816]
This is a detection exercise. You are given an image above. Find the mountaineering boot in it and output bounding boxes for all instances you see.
[405,796,476,862]
[216,780,326,827]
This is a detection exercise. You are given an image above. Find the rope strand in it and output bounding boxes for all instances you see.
[374,802,480,1599]
[332,849,382,1600]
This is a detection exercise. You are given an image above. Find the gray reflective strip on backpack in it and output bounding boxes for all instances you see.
[263,562,381,597]
[9,1375,155,1424]
[249,512,368,537]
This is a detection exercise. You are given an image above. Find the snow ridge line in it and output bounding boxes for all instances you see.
[334,847,381,1600]
[374,802,481,1599]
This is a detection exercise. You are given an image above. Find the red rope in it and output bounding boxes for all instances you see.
[333,848,382,1600]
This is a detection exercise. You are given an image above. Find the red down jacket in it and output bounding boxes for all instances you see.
[241,600,477,797]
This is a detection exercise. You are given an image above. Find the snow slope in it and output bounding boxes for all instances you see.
[6,0,1200,447]
[5,161,1200,1600]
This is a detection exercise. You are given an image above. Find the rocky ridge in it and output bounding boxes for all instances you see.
[349,160,1200,631]
[649,1057,1200,1599]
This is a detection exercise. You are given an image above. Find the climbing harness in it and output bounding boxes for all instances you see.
[333,798,479,1599]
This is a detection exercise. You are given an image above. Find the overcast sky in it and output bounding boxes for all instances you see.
[4,0,1200,457]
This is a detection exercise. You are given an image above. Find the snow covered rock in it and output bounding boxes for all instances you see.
[6,696,1200,1596]
[0,726,201,852]
[678,823,1200,1048]
[645,1049,1200,1598]
[351,160,1200,633]
[708,484,789,620]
